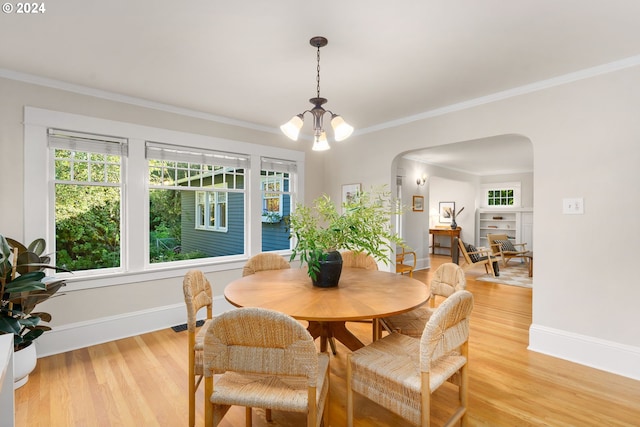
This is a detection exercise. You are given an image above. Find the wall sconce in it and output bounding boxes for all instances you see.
[416,174,427,186]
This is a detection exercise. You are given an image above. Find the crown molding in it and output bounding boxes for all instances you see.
[0,68,279,135]
[3,53,640,136]
[358,54,640,135]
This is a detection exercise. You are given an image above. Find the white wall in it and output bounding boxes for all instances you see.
[395,157,431,269]
[428,176,476,243]
[321,66,640,380]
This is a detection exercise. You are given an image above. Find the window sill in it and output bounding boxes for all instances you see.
[58,257,249,292]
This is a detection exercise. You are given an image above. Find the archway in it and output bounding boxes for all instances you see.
[392,134,533,272]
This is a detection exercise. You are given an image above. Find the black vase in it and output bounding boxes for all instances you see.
[451,219,457,229]
[311,250,343,288]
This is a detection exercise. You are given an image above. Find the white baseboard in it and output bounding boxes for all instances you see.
[35,295,236,358]
[529,324,640,381]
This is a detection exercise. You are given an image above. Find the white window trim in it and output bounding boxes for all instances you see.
[480,182,522,208]
[195,190,228,232]
[24,106,305,291]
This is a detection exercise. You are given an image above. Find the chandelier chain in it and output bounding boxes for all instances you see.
[316,45,321,98]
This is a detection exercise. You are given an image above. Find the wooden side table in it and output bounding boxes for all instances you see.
[429,227,461,257]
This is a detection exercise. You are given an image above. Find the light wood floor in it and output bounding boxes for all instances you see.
[15,256,640,426]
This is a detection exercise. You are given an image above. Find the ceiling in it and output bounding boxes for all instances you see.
[2,1,640,174]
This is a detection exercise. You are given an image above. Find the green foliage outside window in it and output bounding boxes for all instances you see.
[487,189,514,206]
[55,184,121,271]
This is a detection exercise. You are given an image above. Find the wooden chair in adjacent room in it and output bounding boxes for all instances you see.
[347,290,474,427]
[487,233,529,267]
[182,269,214,427]
[456,237,500,277]
[380,262,466,337]
[242,252,291,276]
[203,307,330,427]
[396,247,417,277]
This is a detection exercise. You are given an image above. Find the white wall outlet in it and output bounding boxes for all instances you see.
[562,197,584,214]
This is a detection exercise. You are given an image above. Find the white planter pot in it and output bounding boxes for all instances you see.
[14,343,37,389]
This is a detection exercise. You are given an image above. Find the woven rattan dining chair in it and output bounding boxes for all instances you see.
[203,307,330,427]
[340,250,381,344]
[347,290,474,427]
[242,253,291,277]
[340,250,378,270]
[182,269,214,427]
[380,262,466,338]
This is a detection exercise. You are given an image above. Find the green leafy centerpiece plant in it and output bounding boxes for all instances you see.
[288,186,404,287]
[0,235,68,351]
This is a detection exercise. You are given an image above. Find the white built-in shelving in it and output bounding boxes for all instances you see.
[476,208,533,251]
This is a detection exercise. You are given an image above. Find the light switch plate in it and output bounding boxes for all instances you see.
[563,197,584,214]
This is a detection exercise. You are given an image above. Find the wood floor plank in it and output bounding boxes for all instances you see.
[14,256,640,426]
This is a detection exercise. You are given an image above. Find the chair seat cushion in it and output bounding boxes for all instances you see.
[210,353,329,413]
[350,333,466,426]
[381,307,433,338]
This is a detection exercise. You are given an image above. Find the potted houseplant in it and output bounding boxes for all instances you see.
[0,235,68,387]
[288,186,404,287]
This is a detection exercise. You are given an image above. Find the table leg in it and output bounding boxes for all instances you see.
[306,321,326,352]
[329,322,365,351]
[307,321,365,352]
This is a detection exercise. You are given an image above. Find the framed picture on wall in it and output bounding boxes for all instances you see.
[412,195,424,212]
[342,183,361,206]
[439,201,455,222]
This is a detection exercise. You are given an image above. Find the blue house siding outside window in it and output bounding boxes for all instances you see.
[261,193,290,251]
[181,192,244,257]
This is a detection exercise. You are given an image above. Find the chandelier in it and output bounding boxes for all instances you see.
[280,36,354,151]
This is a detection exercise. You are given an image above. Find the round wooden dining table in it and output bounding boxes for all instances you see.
[224,267,430,352]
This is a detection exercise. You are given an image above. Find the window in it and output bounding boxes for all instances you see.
[146,142,247,264]
[482,182,521,208]
[49,129,127,272]
[260,158,295,251]
[25,107,304,289]
[261,172,284,219]
[488,189,514,206]
[196,191,227,231]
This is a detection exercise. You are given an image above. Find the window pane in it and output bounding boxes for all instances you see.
[55,184,121,271]
[149,155,245,264]
[53,141,123,273]
[90,162,106,182]
[149,188,197,263]
[260,170,291,251]
[55,159,71,180]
